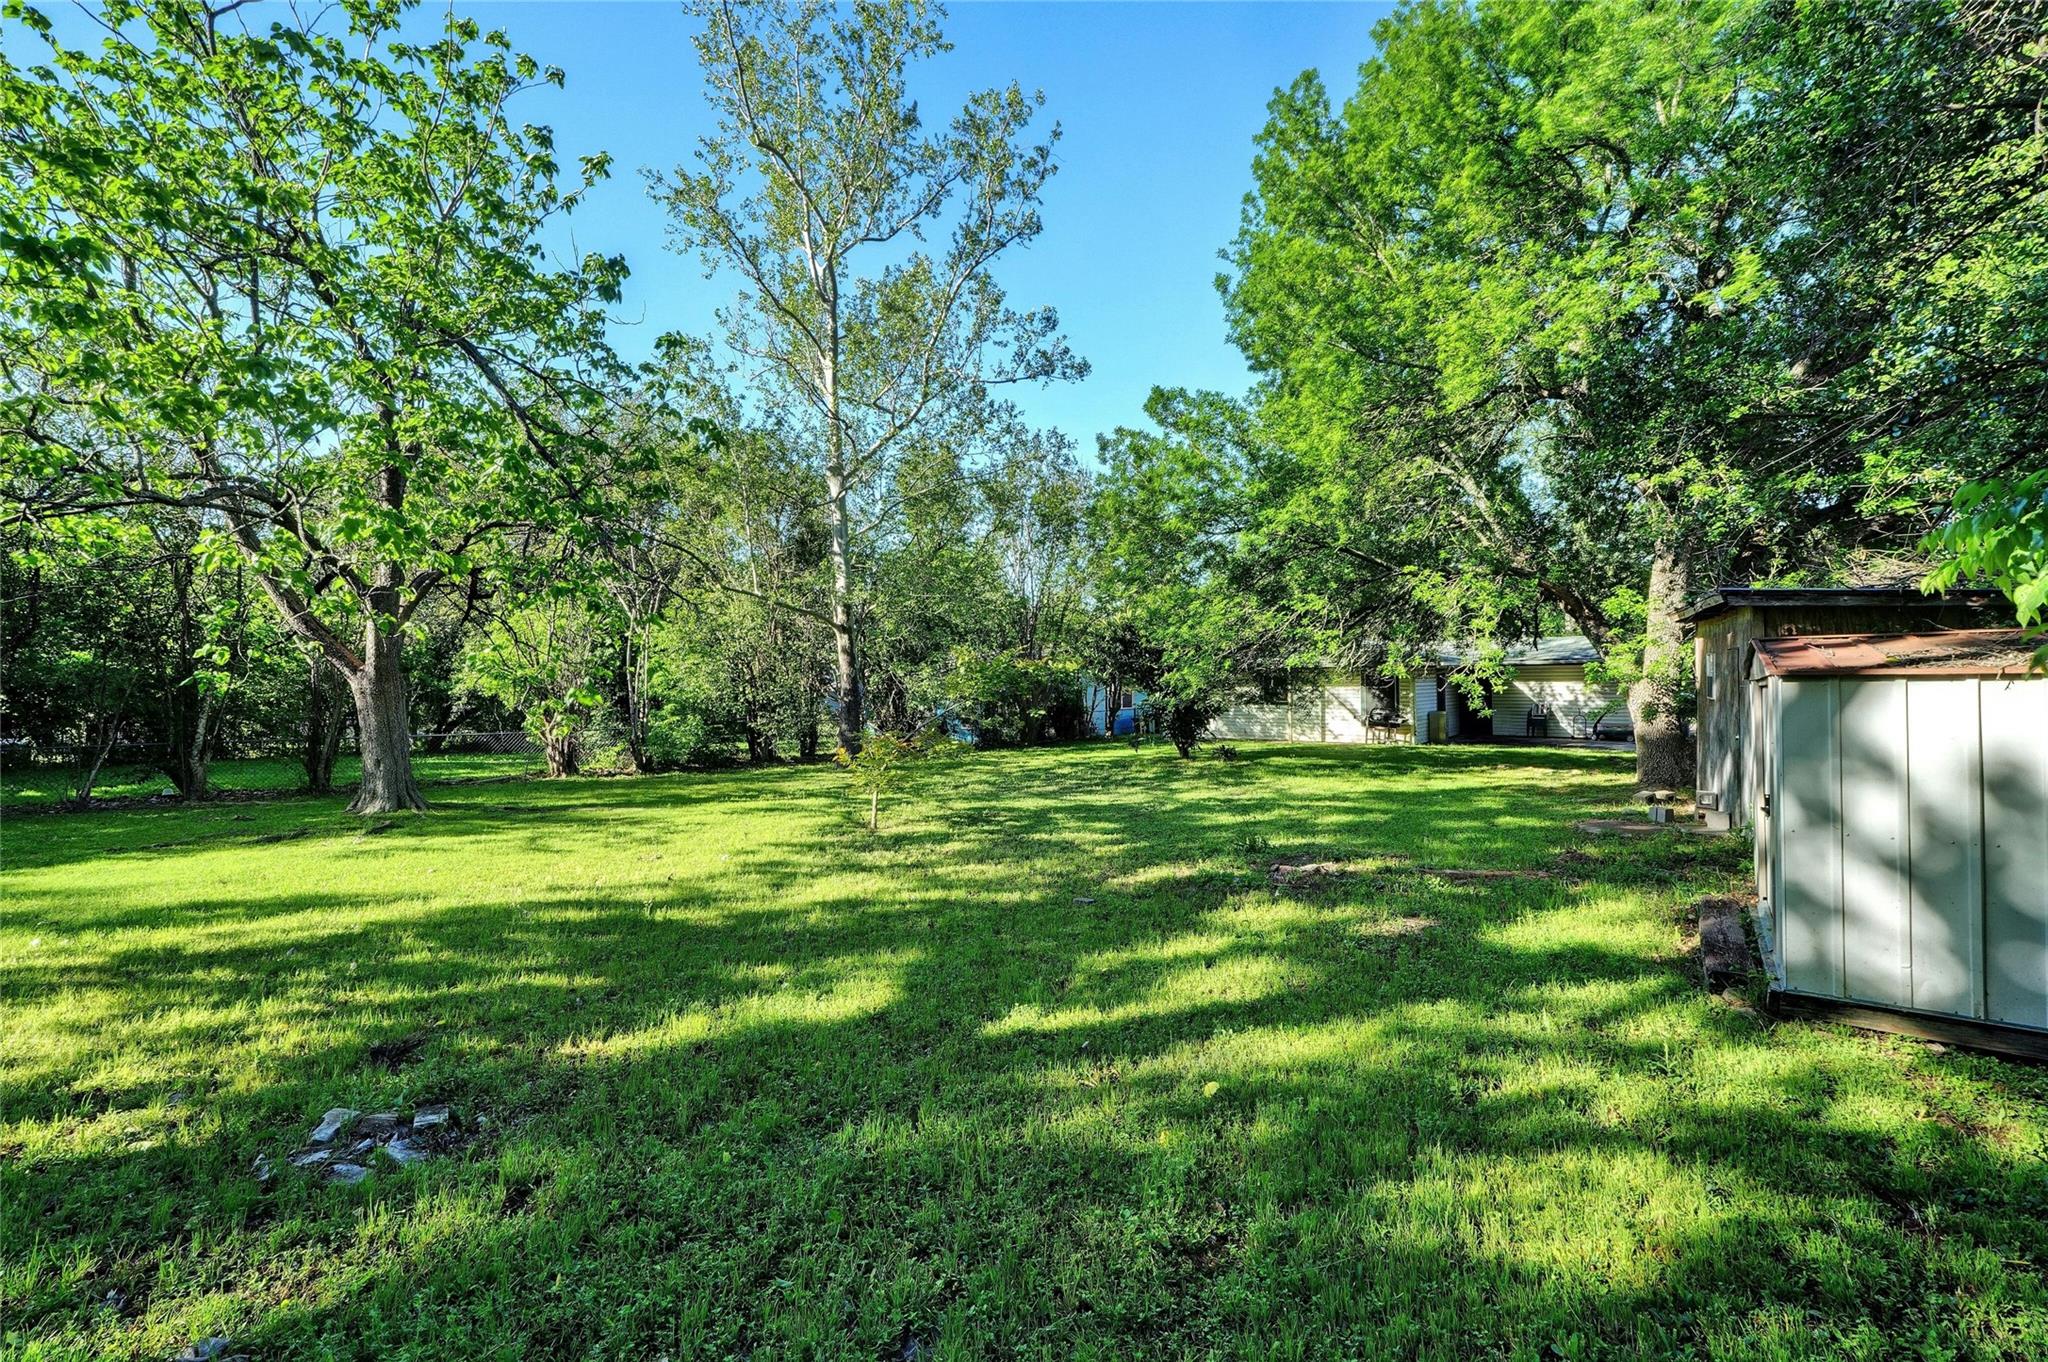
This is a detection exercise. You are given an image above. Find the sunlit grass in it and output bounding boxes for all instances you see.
[4,742,2047,1360]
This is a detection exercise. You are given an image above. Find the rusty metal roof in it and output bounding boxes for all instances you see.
[1751,630,2042,678]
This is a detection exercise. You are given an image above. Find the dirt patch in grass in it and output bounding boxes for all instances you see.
[1575,816,1728,839]
[1268,860,1354,886]
[1269,860,1550,888]
[1353,915,1436,941]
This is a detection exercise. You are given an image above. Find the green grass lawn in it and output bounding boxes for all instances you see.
[5,743,2048,1361]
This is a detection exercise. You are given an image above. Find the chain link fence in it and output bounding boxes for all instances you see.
[1,730,545,813]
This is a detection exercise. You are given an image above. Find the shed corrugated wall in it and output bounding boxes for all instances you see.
[1771,675,2048,1028]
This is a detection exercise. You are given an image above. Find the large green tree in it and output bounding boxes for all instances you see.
[0,0,628,811]
[1091,390,1301,757]
[1738,0,2048,650]
[652,0,1082,755]
[1219,0,2012,787]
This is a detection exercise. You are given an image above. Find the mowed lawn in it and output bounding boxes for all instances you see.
[6,745,2048,1361]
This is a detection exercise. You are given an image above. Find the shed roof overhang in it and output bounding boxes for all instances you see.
[1679,585,2008,626]
[1750,629,2040,679]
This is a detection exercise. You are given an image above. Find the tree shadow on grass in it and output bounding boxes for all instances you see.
[7,743,2045,1359]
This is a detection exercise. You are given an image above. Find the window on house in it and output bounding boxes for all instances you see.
[1255,672,1288,705]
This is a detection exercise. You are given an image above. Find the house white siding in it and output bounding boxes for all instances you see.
[1210,669,1414,744]
[1286,674,1325,740]
[1198,641,1615,747]
[1488,664,1622,739]
[1317,673,1373,741]
[1208,702,1287,741]
[1407,675,1438,743]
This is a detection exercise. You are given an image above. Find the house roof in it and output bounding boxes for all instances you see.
[1750,629,2040,679]
[1678,585,2007,625]
[1432,635,1600,669]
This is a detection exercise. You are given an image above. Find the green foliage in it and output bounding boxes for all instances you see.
[1,0,633,809]
[3,512,311,799]
[459,592,611,776]
[1090,391,1289,756]
[641,707,717,770]
[833,724,956,831]
[942,649,1082,746]
[1738,1,2048,639]
[1926,471,2048,661]
[652,0,1082,749]
[1085,0,2048,787]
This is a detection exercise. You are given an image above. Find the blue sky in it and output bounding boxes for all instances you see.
[428,1,1396,455]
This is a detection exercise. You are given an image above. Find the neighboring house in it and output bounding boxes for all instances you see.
[1746,628,2048,1057]
[1083,680,1145,737]
[1208,668,1411,744]
[1682,586,2012,830]
[1205,636,1626,746]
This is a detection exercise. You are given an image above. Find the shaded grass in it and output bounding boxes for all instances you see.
[1,751,544,809]
[4,742,2047,1360]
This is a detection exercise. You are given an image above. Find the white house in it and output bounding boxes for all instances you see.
[1206,636,1627,746]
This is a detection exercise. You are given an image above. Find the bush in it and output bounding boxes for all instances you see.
[943,650,1085,746]
[1145,695,1221,759]
[643,709,718,769]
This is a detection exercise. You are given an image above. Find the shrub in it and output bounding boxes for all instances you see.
[942,650,1085,746]
[644,709,717,769]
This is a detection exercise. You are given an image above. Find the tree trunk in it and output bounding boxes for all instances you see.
[543,731,578,778]
[1628,538,1697,792]
[825,464,863,756]
[347,622,425,813]
[72,718,120,807]
[304,654,348,793]
[168,692,212,801]
[618,630,652,773]
[798,695,821,762]
[165,558,212,800]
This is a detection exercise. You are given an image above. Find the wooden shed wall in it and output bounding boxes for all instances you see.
[1696,600,2013,828]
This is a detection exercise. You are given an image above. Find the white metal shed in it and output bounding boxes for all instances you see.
[1749,630,2048,1054]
